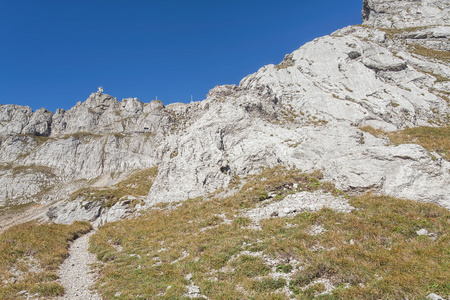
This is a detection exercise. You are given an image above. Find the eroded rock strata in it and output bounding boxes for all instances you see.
[0,0,448,224]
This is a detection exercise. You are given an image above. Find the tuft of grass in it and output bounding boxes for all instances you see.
[422,70,450,83]
[409,44,450,62]
[89,166,449,299]
[11,165,55,177]
[232,255,271,278]
[0,221,92,299]
[252,278,286,292]
[388,127,450,160]
[276,263,293,273]
[62,132,101,140]
[360,126,450,161]
[219,166,341,210]
[275,54,295,70]
[70,166,158,208]
[17,134,51,147]
[304,283,326,298]
[381,26,429,40]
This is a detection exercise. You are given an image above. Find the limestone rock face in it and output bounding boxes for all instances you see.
[50,92,168,136]
[240,25,449,132]
[0,105,34,135]
[362,0,450,28]
[0,0,449,223]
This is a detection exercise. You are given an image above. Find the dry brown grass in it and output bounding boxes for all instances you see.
[89,167,449,299]
[70,166,158,208]
[0,221,92,299]
[409,44,450,63]
[360,126,450,161]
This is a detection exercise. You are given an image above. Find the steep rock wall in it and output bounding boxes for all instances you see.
[0,0,448,221]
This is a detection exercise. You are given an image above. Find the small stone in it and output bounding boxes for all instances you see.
[114,291,122,297]
[348,51,361,59]
[270,211,279,217]
[189,285,200,294]
[349,239,355,245]
[427,293,445,300]
[428,233,438,241]
[416,229,428,236]
[17,290,28,295]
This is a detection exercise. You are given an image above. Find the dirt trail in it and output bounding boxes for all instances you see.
[58,229,102,300]
[0,204,102,299]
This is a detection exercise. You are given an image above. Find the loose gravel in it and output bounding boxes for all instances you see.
[58,230,102,300]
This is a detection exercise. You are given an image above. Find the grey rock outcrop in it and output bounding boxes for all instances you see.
[362,0,450,28]
[0,0,449,223]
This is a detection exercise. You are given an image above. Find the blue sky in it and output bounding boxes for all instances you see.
[0,0,362,112]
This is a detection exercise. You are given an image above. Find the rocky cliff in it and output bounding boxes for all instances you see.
[0,0,449,224]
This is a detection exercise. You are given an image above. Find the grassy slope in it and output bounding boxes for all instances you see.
[0,221,92,299]
[88,167,449,299]
[361,126,450,161]
[70,166,158,208]
[1,125,448,299]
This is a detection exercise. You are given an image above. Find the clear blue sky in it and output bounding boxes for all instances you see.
[0,0,362,112]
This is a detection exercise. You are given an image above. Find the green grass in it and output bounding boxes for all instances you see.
[70,166,158,208]
[88,166,449,299]
[0,221,92,299]
[360,126,450,161]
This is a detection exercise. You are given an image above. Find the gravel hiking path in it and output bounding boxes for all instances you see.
[58,229,102,300]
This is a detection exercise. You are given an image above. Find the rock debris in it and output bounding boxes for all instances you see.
[58,230,101,300]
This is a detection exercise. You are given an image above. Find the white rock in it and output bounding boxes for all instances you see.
[416,229,429,236]
[245,191,354,222]
[362,0,450,28]
[0,0,449,223]
[427,293,445,300]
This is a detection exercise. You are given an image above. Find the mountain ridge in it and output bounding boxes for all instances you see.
[0,0,448,225]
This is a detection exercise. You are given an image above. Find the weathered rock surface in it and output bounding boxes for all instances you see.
[0,0,449,224]
[362,0,450,28]
[245,191,354,222]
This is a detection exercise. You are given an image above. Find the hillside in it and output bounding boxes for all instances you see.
[0,0,449,298]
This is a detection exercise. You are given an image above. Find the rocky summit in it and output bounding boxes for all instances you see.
[0,0,449,225]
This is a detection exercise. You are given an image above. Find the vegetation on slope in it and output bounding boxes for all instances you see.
[88,167,449,299]
[70,166,158,208]
[409,44,450,63]
[380,27,450,63]
[360,126,450,161]
[0,221,92,299]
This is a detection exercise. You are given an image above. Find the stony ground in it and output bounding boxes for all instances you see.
[57,230,101,300]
